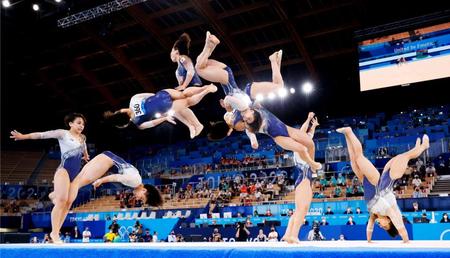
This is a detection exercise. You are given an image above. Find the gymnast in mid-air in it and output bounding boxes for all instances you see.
[104,85,217,138]
[337,127,430,243]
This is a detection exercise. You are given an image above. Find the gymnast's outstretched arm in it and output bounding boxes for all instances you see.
[138,116,176,130]
[366,213,376,242]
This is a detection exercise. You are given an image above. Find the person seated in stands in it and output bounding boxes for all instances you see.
[329,176,337,187]
[265,209,273,217]
[104,229,116,243]
[265,182,275,199]
[324,207,334,215]
[129,232,138,243]
[267,226,279,242]
[337,173,346,186]
[255,190,263,202]
[255,180,262,191]
[346,216,356,225]
[356,207,362,214]
[167,231,176,242]
[288,209,294,217]
[333,186,342,198]
[257,229,267,242]
[244,196,252,206]
[196,188,204,199]
[345,184,353,197]
[176,234,185,242]
[43,234,51,244]
[413,187,424,198]
[319,177,328,190]
[344,207,353,214]
[249,182,256,195]
[313,191,324,198]
[356,184,364,196]
[307,222,325,241]
[277,175,285,191]
[426,163,436,177]
[209,228,222,242]
[109,220,119,234]
[245,218,253,228]
[143,229,153,242]
[239,184,248,202]
[412,202,420,212]
[115,190,121,200]
[320,217,329,226]
[440,213,449,223]
[352,185,360,196]
[419,213,430,223]
[402,216,411,224]
[152,231,158,242]
[412,175,422,188]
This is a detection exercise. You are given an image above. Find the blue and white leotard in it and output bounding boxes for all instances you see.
[102,151,142,188]
[176,57,202,87]
[129,91,173,127]
[255,109,289,138]
[366,170,398,216]
[39,130,86,182]
[293,153,313,188]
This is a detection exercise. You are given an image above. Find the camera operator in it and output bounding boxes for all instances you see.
[210,228,223,242]
[235,222,250,242]
[307,222,325,241]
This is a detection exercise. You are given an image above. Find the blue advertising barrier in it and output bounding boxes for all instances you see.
[412,223,450,240]
[174,224,416,241]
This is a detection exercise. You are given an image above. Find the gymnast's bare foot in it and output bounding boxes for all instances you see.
[207,31,220,45]
[421,134,429,150]
[207,84,218,93]
[336,127,351,134]
[284,236,300,244]
[277,50,283,67]
[50,232,63,244]
[48,191,55,204]
[195,123,204,137]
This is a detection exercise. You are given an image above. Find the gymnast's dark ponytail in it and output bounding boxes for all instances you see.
[173,33,191,56]
[103,110,131,129]
[144,184,163,207]
[246,110,263,133]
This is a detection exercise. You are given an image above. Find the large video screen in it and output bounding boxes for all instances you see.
[358,22,450,91]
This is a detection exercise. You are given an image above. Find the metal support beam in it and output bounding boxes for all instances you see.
[37,71,76,108]
[296,1,355,19]
[216,1,270,19]
[191,0,253,81]
[83,26,157,92]
[303,22,360,39]
[71,60,120,107]
[234,48,353,76]
[57,0,148,28]
[272,0,318,81]
[127,6,172,49]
